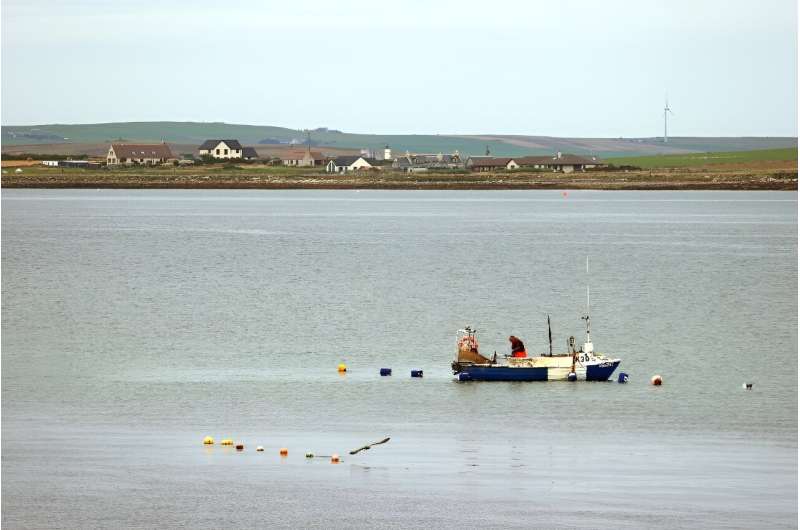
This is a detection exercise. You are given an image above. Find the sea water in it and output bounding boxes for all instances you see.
[2,189,796,529]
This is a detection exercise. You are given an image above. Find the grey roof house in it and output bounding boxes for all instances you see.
[325,156,374,173]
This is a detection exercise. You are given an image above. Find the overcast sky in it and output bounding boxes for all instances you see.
[1,0,797,136]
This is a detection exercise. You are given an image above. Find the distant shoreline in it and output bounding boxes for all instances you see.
[2,168,796,191]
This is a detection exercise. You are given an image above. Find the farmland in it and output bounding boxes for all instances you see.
[607,147,797,169]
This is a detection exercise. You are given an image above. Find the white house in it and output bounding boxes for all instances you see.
[107,143,174,166]
[325,156,374,174]
[198,139,243,159]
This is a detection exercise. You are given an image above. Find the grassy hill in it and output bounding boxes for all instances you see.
[1,122,522,157]
[607,147,797,168]
[2,122,796,158]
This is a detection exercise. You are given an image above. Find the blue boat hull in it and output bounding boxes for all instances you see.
[585,361,621,381]
[457,360,620,382]
[459,366,548,381]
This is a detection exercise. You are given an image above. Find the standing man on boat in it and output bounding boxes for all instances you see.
[508,336,527,358]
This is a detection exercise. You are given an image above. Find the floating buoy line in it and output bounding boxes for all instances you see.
[202,435,392,464]
[202,364,753,462]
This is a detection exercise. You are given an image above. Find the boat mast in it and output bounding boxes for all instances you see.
[547,314,553,356]
[582,256,593,353]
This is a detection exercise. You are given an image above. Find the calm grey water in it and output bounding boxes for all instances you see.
[2,189,797,529]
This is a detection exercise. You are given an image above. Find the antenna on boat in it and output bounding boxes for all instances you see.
[547,314,553,357]
[581,256,593,353]
[586,255,590,316]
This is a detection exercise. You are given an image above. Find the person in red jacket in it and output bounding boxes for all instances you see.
[508,336,527,358]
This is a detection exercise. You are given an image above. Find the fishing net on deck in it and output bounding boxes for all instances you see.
[456,335,491,364]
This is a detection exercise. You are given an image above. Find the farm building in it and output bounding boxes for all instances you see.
[526,153,604,173]
[61,160,101,169]
[41,160,59,167]
[325,156,374,173]
[282,149,324,167]
[514,156,555,169]
[242,147,259,160]
[107,143,174,166]
[198,139,243,159]
[466,157,519,172]
[464,153,605,173]
[392,151,464,172]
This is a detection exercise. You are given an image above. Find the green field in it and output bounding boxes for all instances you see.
[607,148,798,168]
[0,122,530,157]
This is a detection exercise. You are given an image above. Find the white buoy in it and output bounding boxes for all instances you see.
[256,446,264,452]
[743,383,753,390]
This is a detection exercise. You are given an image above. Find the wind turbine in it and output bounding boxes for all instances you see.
[663,97,674,143]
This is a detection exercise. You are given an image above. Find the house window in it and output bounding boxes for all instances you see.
[224,149,229,155]
[216,149,220,155]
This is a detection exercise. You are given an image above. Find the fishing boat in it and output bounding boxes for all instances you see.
[451,318,621,382]
[452,258,621,382]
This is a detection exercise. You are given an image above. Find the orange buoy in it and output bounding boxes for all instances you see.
[203,436,215,445]
[331,453,340,464]
[279,448,288,456]
[337,363,347,373]
[651,375,663,386]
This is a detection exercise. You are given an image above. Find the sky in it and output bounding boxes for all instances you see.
[1,0,797,137]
